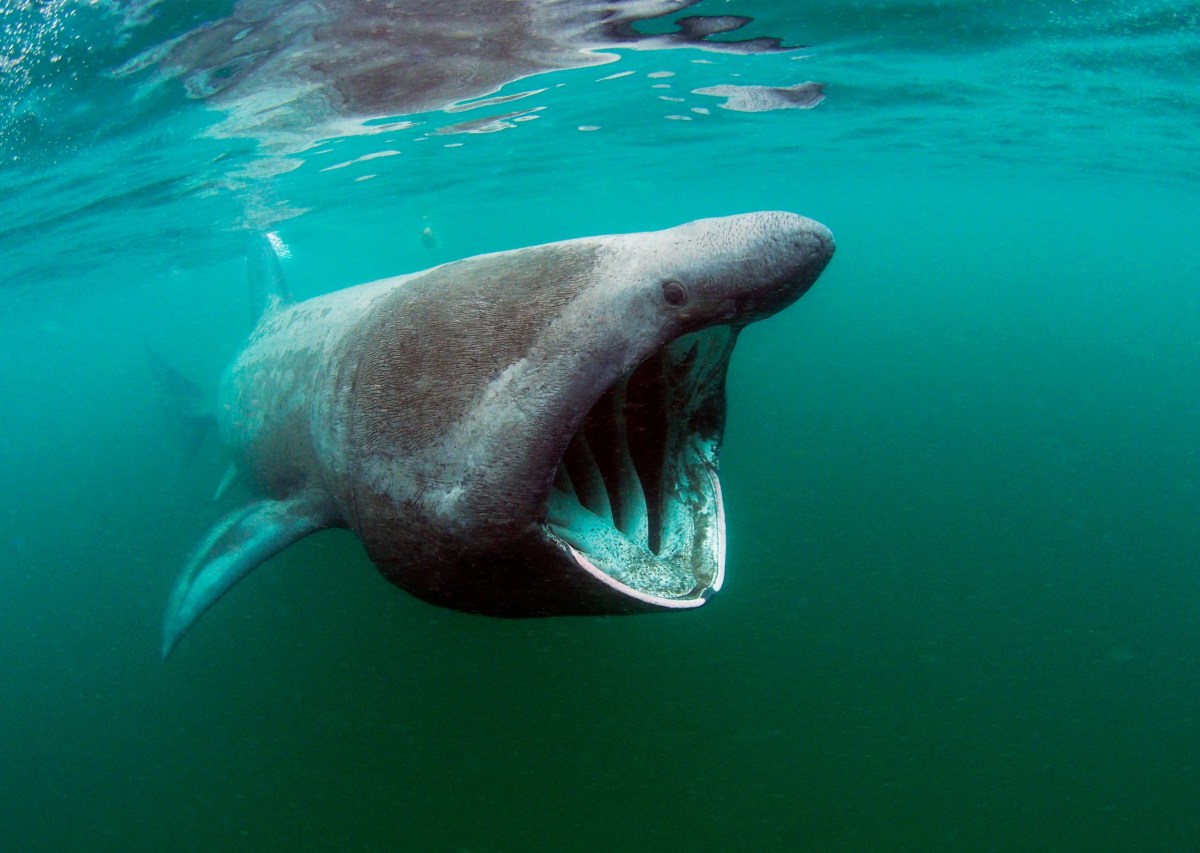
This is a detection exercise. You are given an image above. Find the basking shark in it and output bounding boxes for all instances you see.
[163,212,834,656]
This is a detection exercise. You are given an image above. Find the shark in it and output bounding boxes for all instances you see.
[163,211,834,656]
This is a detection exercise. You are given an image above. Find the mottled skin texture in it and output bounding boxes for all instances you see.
[248,213,821,608]
[165,213,833,654]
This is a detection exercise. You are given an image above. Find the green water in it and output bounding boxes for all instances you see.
[2,1,1199,850]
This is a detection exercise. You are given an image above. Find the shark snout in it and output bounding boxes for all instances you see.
[793,216,835,263]
[774,212,834,279]
[731,211,835,321]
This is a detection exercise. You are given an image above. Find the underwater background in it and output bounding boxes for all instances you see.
[2,0,1199,850]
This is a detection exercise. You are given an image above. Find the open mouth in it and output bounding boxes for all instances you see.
[544,325,737,606]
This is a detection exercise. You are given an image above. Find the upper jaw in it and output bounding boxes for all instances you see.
[542,326,735,605]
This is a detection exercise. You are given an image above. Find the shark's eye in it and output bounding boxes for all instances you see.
[661,279,688,307]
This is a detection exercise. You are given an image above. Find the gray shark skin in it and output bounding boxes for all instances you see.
[162,212,834,656]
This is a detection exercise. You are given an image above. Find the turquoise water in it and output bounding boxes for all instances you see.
[2,1,1199,850]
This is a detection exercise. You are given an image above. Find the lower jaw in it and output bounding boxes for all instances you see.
[371,530,720,617]
[550,459,726,607]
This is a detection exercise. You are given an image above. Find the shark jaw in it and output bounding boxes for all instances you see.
[544,325,736,608]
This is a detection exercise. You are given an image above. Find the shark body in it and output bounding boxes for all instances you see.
[163,212,835,656]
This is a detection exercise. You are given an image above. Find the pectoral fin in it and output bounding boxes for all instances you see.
[162,495,331,658]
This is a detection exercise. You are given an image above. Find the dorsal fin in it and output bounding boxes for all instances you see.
[248,232,293,322]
